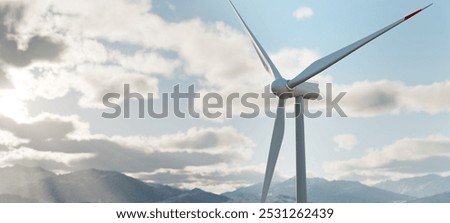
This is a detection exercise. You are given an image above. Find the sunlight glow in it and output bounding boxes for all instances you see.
[0,90,29,122]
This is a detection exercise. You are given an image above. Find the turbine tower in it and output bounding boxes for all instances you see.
[229,1,432,203]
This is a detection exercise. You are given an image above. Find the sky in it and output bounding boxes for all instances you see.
[0,0,449,193]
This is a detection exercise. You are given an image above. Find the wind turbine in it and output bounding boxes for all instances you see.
[229,1,432,203]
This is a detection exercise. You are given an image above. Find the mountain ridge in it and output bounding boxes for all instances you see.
[375,174,450,198]
[1,166,449,203]
[0,166,228,203]
[223,177,413,203]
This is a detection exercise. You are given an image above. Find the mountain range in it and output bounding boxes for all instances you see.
[0,166,228,203]
[0,166,449,203]
[374,174,450,198]
[223,178,413,203]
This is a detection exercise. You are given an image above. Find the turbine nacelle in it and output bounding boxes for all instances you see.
[271,79,320,100]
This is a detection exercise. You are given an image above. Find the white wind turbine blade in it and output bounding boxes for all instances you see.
[261,98,286,203]
[287,3,433,89]
[229,0,283,80]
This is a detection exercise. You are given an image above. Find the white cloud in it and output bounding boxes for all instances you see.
[128,163,269,193]
[335,80,402,117]
[0,113,261,192]
[7,0,449,119]
[109,50,181,76]
[333,134,358,151]
[0,129,29,147]
[0,147,95,167]
[0,89,29,122]
[73,64,159,108]
[271,48,321,78]
[293,7,314,20]
[0,1,163,109]
[110,126,255,161]
[324,135,450,183]
[306,80,450,118]
[402,81,450,114]
[0,0,258,110]
[0,0,325,114]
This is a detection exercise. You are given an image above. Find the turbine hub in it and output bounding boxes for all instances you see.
[271,78,320,100]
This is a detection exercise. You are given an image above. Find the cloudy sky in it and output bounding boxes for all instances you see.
[0,0,449,193]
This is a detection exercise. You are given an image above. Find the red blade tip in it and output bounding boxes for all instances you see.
[404,3,432,21]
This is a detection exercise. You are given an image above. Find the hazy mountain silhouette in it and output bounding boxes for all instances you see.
[0,166,57,202]
[0,194,38,203]
[1,166,449,203]
[0,166,228,203]
[408,192,450,203]
[223,178,413,203]
[375,174,450,198]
